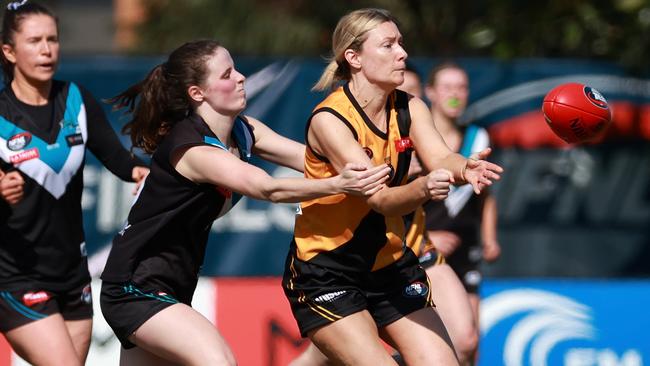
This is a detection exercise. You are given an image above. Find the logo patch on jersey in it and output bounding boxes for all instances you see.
[22,291,50,307]
[394,137,413,152]
[7,132,32,151]
[80,284,92,304]
[403,281,428,298]
[65,133,84,147]
[216,186,233,198]
[9,148,39,164]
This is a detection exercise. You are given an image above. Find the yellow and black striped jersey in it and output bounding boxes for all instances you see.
[293,84,415,272]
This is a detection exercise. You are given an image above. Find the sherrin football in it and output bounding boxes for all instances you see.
[542,82,612,143]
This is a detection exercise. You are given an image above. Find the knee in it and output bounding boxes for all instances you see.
[453,326,479,362]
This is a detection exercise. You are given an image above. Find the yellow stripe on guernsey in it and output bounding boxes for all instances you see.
[294,86,411,272]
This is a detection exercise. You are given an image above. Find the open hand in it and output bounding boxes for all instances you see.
[0,171,25,204]
[463,148,503,194]
[338,163,391,196]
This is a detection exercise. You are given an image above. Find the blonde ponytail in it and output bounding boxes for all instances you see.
[312,60,339,92]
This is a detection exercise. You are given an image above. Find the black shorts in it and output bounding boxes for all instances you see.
[418,248,446,268]
[446,244,483,294]
[283,250,433,337]
[100,281,179,349]
[0,282,93,332]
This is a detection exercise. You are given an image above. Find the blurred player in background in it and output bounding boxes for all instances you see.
[283,8,502,366]
[99,39,391,366]
[398,63,480,366]
[0,1,148,365]
[422,62,502,364]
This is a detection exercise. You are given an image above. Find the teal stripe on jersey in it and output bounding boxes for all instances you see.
[459,125,479,158]
[0,83,84,173]
[204,136,227,150]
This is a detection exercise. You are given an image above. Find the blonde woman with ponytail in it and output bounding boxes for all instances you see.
[99,39,390,366]
[283,8,503,366]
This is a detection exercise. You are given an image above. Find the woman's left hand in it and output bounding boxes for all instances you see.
[463,148,503,194]
[131,166,150,195]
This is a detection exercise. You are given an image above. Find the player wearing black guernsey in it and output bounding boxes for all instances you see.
[99,39,391,366]
[0,2,148,366]
[422,62,502,365]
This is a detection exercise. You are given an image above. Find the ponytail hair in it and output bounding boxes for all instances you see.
[109,39,222,154]
[1,1,58,84]
[313,8,398,92]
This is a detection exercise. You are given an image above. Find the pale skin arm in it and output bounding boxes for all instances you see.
[481,193,501,262]
[172,145,390,203]
[408,97,503,193]
[308,111,453,216]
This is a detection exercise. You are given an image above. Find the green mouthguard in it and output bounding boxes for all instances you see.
[447,97,460,108]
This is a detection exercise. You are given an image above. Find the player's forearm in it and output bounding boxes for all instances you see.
[367,176,429,216]
[426,152,468,184]
[261,176,339,203]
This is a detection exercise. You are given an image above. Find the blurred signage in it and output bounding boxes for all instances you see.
[480,280,649,366]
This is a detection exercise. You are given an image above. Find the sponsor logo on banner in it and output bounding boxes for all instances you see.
[480,287,645,366]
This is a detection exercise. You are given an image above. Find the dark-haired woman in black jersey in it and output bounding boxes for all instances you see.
[0,1,148,365]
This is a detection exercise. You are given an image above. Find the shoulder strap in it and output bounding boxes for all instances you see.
[389,90,413,187]
[394,89,411,138]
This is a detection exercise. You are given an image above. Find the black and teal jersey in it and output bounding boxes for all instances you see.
[101,113,254,303]
[424,125,490,245]
[0,80,143,291]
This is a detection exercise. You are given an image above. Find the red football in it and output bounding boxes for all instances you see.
[542,82,612,143]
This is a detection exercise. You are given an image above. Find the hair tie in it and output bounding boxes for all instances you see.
[7,0,28,11]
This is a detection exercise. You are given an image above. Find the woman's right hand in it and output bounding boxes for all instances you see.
[337,163,391,196]
[0,170,25,204]
[425,169,454,201]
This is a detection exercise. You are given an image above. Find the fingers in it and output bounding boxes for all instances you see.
[1,171,25,204]
[363,183,385,196]
[349,164,390,196]
[472,147,492,160]
[360,164,390,178]
[342,162,369,172]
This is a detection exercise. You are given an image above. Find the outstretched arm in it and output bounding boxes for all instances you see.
[172,145,390,203]
[408,97,502,194]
